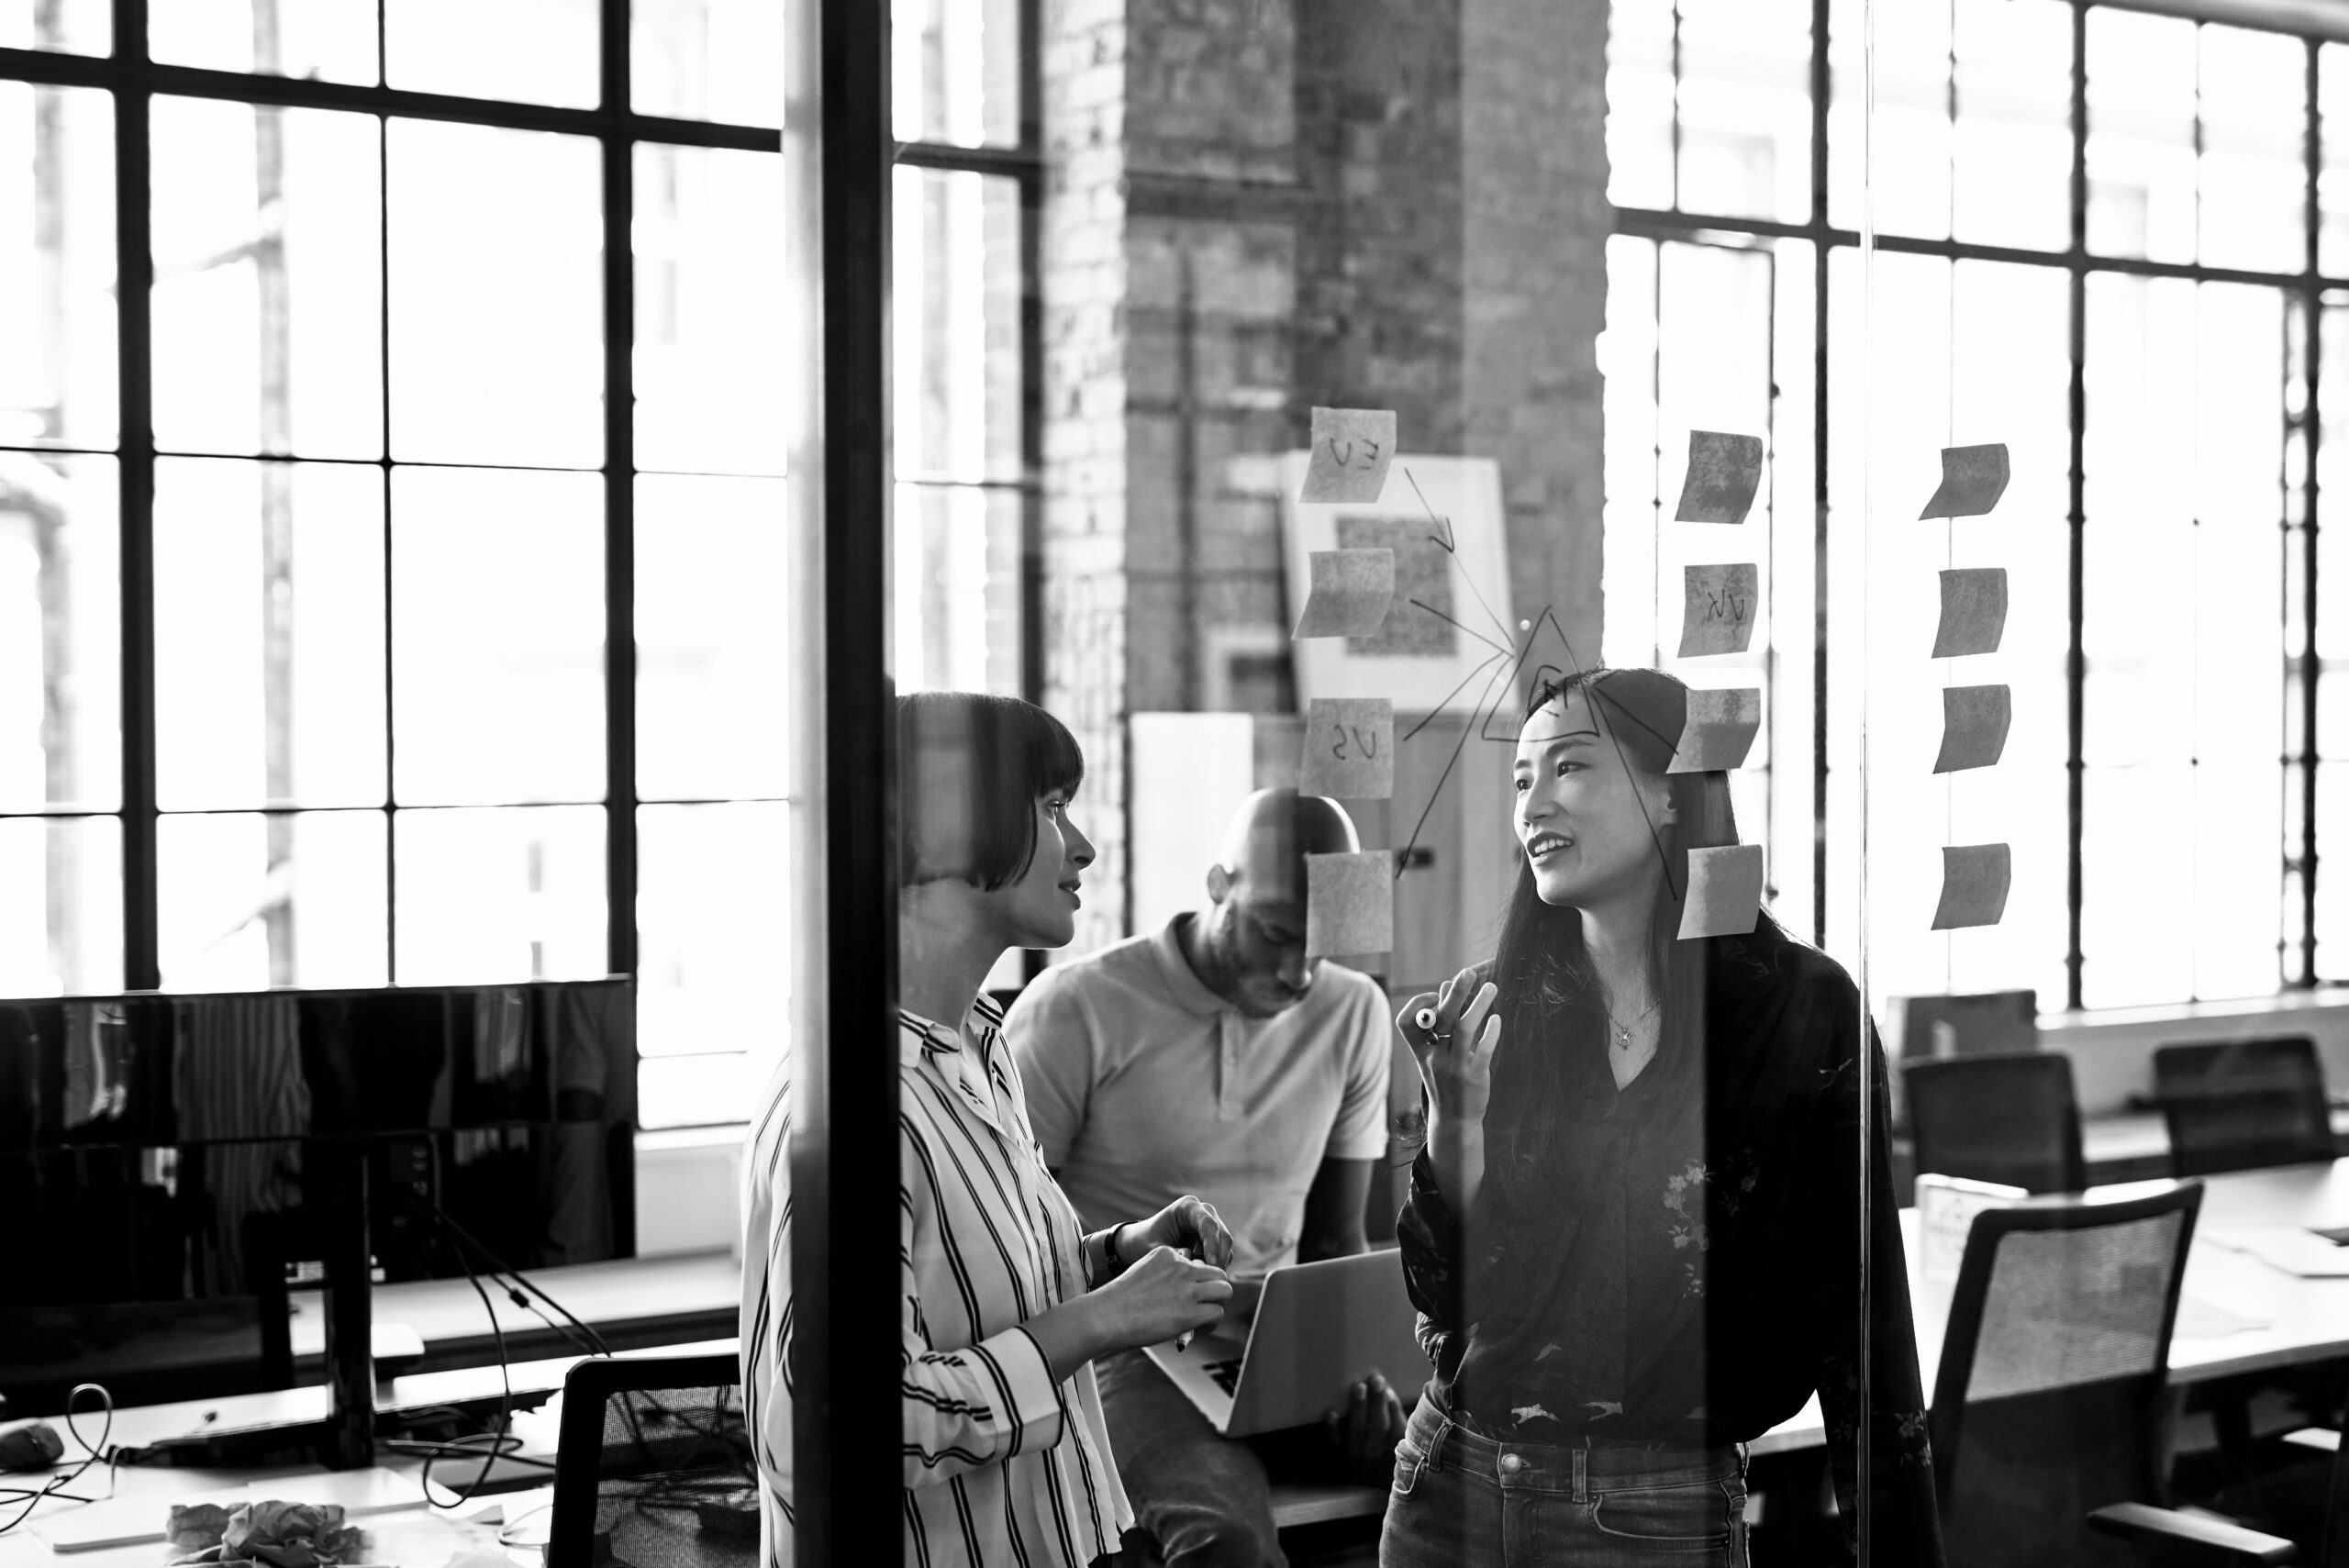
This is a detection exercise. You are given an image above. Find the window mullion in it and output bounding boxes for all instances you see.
[113,0,157,991]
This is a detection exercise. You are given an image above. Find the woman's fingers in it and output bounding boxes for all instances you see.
[1434,965,1480,1030]
[1185,1198,1234,1268]
[1469,1013,1501,1070]
[1453,981,1499,1044]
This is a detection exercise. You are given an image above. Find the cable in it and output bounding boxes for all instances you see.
[0,1385,115,1537]
[424,1204,614,1360]
[417,1225,512,1511]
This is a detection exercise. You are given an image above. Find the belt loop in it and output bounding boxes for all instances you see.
[1573,1437,1588,1503]
[1427,1414,1453,1473]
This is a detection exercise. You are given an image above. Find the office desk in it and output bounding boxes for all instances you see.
[1751,1158,2349,1457]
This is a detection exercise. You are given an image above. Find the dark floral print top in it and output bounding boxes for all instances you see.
[1397,917,1943,1566]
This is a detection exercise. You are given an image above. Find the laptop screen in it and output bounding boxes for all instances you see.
[574,1379,757,1568]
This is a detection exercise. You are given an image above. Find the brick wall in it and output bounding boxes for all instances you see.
[1041,0,1611,947]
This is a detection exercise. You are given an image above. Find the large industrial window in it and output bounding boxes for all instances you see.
[0,2,1011,1131]
[1608,0,2349,1011]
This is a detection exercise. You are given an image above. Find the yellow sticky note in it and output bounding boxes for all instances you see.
[1932,844,2011,930]
[1678,844,1764,940]
[1932,568,2008,659]
[1932,684,2011,774]
[1677,564,1758,658]
[1668,687,1762,773]
[1293,549,1397,638]
[1299,698,1395,799]
[1299,407,1397,504]
[1919,444,2010,519]
[1673,431,1764,525]
[1306,851,1394,958]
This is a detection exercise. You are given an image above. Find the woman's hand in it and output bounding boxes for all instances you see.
[1125,1194,1235,1270]
[1087,1245,1232,1353]
[1398,967,1502,1128]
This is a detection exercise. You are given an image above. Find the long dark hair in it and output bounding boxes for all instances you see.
[1480,669,1753,1203]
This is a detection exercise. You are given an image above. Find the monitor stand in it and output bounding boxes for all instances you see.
[316,1137,374,1470]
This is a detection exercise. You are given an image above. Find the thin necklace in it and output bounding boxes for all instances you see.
[1605,996,1659,1050]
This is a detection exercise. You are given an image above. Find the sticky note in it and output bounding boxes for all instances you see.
[1673,431,1765,525]
[1932,684,2011,774]
[1932,568,2009,659]
[1919,444,2011,519]
[1678,844,1765,940]
[1931,844,2011,930]
[1668,687,1762,773]
[1299,698,1395,799]
[1677,563,1759,658]
[1293,549,1395,638]
[1299,407,1397,504]
[1306,850,1394,958]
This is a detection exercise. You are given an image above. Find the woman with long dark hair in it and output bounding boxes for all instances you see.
[1381,668,1942,1566]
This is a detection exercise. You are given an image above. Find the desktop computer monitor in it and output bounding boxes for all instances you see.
[0,978,637,1451]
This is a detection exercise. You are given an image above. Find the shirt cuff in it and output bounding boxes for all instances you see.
[984,1325,1069,1459]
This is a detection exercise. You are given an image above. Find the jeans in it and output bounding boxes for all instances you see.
[1096,1350,1289,1568]
[1381,1390,1749,1567]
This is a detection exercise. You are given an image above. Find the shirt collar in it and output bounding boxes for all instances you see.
[1151,913,1234,1018]
[898,995,1006,1067]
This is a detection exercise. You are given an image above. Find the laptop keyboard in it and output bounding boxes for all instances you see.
[1203,1358,1242,1396]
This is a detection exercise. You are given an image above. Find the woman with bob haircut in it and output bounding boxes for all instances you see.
[1381,668,1943,1566]
[741,691,1239,1568]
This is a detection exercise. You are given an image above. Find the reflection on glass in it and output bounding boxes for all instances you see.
[0,0,106,54]
[636,803,785,1121]
[2081,277,2286,1006]
[893,166,1023,485]
[0,83,116,451]
[0,452,119,813]
[391,466,605,806]
[1837,253,2071,1012]
[384,0,597,109]
[394,805,605,984]
[1675,0,1812,223]
[894,483,1021,698]
[387,119,602,468]
[2198,25,2307,275]
[151,99,383,461]
[634,144,786,476]
[0,815,119,995]
[157,809,387,991]
[149,0,378,83]
[154,459,386,811]
[636,474,787,802]
[631,0,785,128]
[890,0,1020,149]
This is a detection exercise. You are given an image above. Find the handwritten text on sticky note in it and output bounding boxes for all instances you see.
[1306,850,1394,958]
[1932,684,2012,774]
[1919,444,2011,519]
[1299,698,1395,799]
[1299,407,1398,504]
[1678,843,1765,940]
[1674,431,1765,525]
[1932,843,2012,930]
[1293,549,1396,638]
[1668,687,1762,773]
[1932,567,2009,658]
[1678,563,1759,658]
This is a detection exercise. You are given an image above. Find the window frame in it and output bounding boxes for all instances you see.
[1616,0,2333,1008]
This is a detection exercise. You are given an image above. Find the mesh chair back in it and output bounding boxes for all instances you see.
[1930,1183,2203,1568]
[549,1354,753,1568]
[1906,1051,2087,1194]
[2153,1038,2333,1178]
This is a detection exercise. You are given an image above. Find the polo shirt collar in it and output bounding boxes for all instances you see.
[1151,914,1233,1018]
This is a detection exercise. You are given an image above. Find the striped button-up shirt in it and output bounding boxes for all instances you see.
[740,995,1132,1568]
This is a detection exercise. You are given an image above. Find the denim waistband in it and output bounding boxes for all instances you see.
[1406,1396,1745,1497]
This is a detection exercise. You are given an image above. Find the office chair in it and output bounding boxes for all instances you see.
[548,1353,751,1568]
[2095,1427,2348,1565]
[1930,1182,2225,1568]
[2153,1038,2334,1178]
[1906,1051,2087,1194]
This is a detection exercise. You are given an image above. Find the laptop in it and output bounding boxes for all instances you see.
[1144,1250,1428,1438]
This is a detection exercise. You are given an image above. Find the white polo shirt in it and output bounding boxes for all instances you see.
[1004,915,1392,1277]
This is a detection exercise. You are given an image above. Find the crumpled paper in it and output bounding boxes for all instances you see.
[166,1500,366,1567]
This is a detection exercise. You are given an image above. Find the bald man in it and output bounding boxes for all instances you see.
[1006,789,1400,1568]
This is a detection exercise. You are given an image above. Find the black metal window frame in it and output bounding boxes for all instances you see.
[1615,0,2337,1009]
[0,3,1042,1005]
